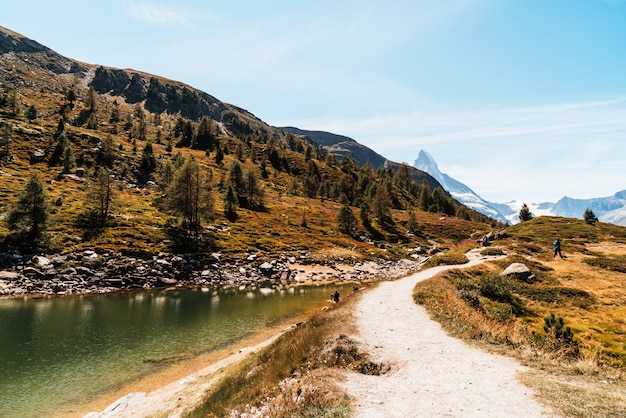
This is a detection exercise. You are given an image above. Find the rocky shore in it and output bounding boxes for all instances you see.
[0,250,428,297]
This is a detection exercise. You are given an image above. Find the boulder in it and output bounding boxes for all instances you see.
[259,262,274,276]
[32,255,52,268]
[501,262,535,282]
[156,276,177,287]
[0,271,22,280]
[29,148,46,163]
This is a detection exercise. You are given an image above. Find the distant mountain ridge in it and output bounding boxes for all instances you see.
[413,149,626,226]
[278,127,387,168]
[279,127,442,189]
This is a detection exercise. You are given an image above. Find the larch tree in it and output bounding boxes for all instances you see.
[583,208,598,224]
[337,204,357,234]
[167,159,213,239]
[6,174,50,248]
[88,167,115,225]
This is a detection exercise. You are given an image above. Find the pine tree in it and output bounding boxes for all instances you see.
[228,160,245,201]
[62,145,76,174]
[139,142,157,180]
[89,167,114,225]
[583,208,598,224]
[337,204,357,234]
[518,203,534,222]
[223,184,239,220]
[6,174,50,248]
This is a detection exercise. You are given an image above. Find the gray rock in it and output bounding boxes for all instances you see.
[501,262,535,282]
[32,255,52,268]
[0,271,22,280]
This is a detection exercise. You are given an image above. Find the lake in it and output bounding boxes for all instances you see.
[0,283,352,417]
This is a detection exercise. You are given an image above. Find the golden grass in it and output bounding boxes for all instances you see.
[413,219,626,417]
[185,292,364,417]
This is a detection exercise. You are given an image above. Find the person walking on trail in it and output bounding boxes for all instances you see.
[553,238,564,259]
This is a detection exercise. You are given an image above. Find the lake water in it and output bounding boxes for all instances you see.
[0,283,352,417]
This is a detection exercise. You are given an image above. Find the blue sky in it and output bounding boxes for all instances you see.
[4,0,626,203]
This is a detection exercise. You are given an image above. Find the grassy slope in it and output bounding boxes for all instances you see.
[0,73,498,261]
[414,216,626,417]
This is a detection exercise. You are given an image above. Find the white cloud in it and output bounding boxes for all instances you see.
[122,1,214,32]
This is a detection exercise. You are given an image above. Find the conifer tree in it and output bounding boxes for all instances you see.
[0,122,12,164]
[25,104,38,121]
[337,204,357,234]
[223,184,239,220]
[418,180,432,212]
[6,174,50,248]
[518,203,534,222]
[168,159,213,238]
[583,208,598,224]
[228,159,245,200]
[359,201,371,228]
[86,86,97,113]
[407,209,419,234]
[244,168,264,209]
[372,184,392,225]
[193,116,214,150]
[62,145,76,174]
[89,167,114,225]
[139,142,157,179]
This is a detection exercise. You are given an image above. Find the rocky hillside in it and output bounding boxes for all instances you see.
[0,25,501,278]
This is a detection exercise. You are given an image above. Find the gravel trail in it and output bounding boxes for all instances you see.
[341,249,559,417]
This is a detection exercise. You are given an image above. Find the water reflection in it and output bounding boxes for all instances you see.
[0,283,353,417]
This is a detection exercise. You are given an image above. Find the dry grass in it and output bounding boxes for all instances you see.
[185,291,366,417]
[413,218,626,417]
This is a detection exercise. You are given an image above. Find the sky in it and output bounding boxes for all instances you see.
[3,0,626,203]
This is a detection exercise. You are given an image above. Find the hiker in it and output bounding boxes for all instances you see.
[332,290,340,303]
[553,238,564,259]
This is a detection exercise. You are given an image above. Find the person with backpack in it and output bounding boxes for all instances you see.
[553,238,564,259]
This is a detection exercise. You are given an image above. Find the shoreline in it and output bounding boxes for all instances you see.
[76,312,315,418]
[0,253,425,299]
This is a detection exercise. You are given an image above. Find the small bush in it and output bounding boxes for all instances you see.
[424,252,469,268]
[480,274,514,304]
[480,247,505,256]
[459,289,482,309]
[583,256,626,273]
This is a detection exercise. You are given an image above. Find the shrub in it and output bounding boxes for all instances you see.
[479,274,514,304]
[480,247,505,256]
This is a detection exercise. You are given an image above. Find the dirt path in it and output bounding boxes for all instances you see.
[341,249,559,417]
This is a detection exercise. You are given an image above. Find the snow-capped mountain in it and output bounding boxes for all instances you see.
[413,150,509,223]
[413,150,626,226]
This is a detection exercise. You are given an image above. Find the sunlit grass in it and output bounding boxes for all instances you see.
[413,218,626,417]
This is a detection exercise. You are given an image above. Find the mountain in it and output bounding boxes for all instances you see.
[413,150,509,223]
[414,150,626,226]
[1,24,440,190]
[278,127,387,168]
[279,127,442,189]
[3,24,493,261]
[0,25,282,143]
